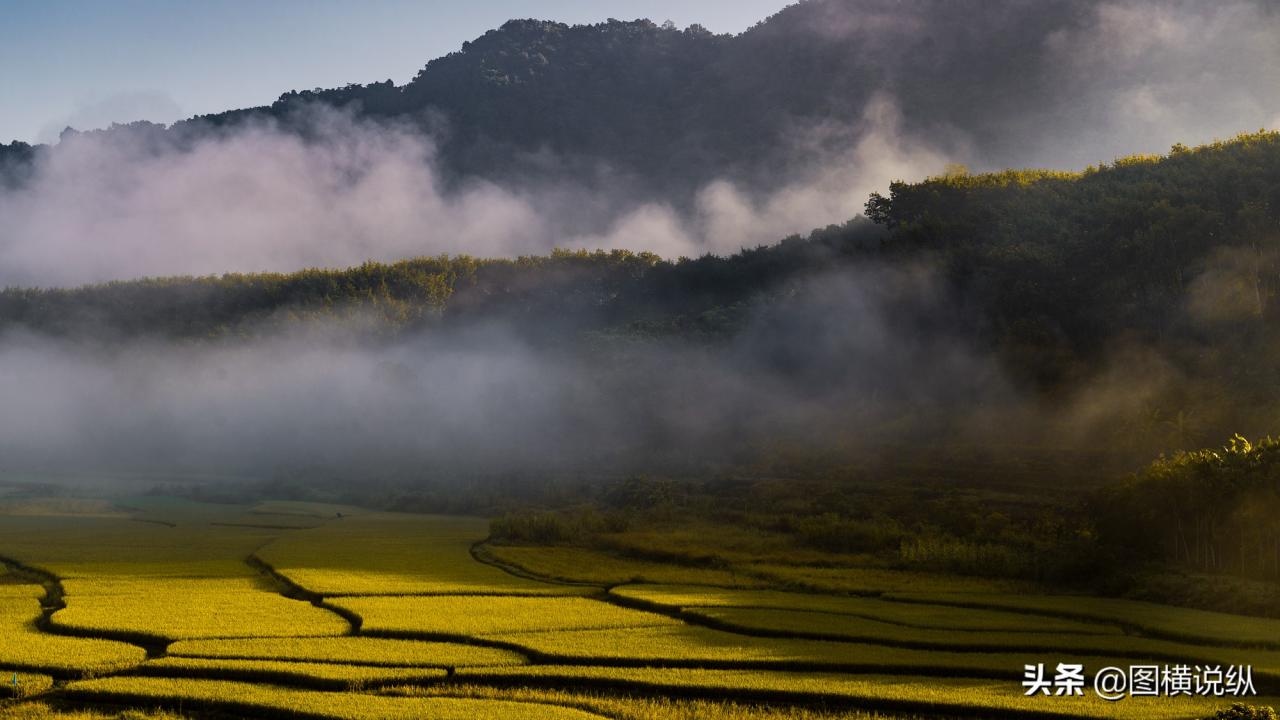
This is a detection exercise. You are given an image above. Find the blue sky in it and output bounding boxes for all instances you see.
[0,0,789,144]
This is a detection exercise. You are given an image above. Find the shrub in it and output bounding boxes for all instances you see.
[898,535,1029,577]
[1204,704,1279,720]
[489,507,628,544]
[788,513,903,553]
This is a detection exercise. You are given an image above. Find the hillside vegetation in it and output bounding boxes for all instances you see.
[5,132,1280,441]
[2,0,1172,198]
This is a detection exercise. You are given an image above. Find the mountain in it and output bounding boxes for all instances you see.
[4,1,1277,203]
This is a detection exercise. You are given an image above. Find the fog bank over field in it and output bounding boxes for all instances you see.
[0,264,1025,476]
[0,0,1276,479]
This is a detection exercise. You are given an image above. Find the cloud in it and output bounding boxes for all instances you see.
[0,98,950,286]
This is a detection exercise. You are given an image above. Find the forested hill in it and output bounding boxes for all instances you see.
[5,131,1280,385]
[3,0,1263,199]
[0,2,919,195]
[873,132,1280,362]
[0,219,884,342]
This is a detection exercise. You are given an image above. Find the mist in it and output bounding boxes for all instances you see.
[794,0,1280,172]
[0,0,1276,482]
[0,263,1027,478]
[2,2,1278,286]
[0,94,948,288]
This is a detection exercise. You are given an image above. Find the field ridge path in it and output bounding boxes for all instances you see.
[246,553,364,634]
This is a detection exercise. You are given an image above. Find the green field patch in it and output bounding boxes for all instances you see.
[53,577,349,641]
[484,624,1234,680]
[611,584,1118,634]
[744,563,1035,594]
[257,514,595,596]
[167,636,526,667]
[56,560,255,578]
[139,657,448,690]
[0,672,53,699]
[210,519,326,530]
[335,596,675,636]
[483,620,1280,686]
[601,523,1031,592]
[119,496,273,524]
[887,592,1280,649]
[251,501,366,518]
[480,545,764,587]
[0,595,145,676]
[0,498,127,518]
[454,666,1277,720]
[63,676,610,719]
[678,606,1280,676]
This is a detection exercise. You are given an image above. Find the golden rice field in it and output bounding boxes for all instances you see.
[0,497,1276,719]
[166,636,525,667]
[883,592,1280,648]
[257,513,593,596]
[609,584,1121,633]
[674,606,1280,672]
[62,677,610,719]
[334,595,678,636]
[480,544,768,588]
[451,667,1272,720]
[137,657,448,690]
[0,673,53,700]
[53,577,350,641]
[0,589,146,676]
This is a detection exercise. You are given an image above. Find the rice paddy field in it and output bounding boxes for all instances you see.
[1,496,1277,719]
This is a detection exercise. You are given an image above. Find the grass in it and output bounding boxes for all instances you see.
[449,667,1277,720]
[334,596,676,636]
[0,703,186,720]
[138,657,448,690]
[166,636,526,667]
[886,592,1280,648]
[609,584,1119,634]
[53,577,349,641]
[0,594,146,676]
[0,498,127,518]
[62,676,611,719]
[387,683,916,720]
[0,672,53,699]
[257,514,595,596]
[480,545,765,587]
